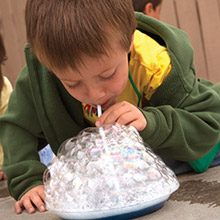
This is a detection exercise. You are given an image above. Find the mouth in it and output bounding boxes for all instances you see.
[100,98,115,110]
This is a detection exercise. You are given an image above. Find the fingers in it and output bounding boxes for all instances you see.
[15,199,36,214]
[15,200,23,214]
[23,198,36,214]
[14,185,46,214]
[96,101,147,131]
[38,188,45,201]
[31,192,46,212]
[117,110,147,131]
[98,102,130,125]
[15,195,44,214]
[129,119,147,131]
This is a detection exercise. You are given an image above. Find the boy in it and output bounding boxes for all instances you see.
[0,0,220,215]
[132,0,162,19]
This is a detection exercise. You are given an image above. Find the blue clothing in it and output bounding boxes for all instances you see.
[38,145,54,166]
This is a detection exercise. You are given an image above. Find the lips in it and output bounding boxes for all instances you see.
[101,98,116,110]
[101,100,110,110]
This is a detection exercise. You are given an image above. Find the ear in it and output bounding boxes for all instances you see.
[129,32,135,52]
[143,3,154,16]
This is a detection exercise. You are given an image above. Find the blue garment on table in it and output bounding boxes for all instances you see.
[38,145,55,166]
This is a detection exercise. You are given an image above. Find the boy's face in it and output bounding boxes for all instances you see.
[53,45,129,110]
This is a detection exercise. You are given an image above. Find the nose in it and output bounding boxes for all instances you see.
[86,85,106,102]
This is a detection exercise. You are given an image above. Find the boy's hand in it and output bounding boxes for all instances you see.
[15,185,46,214]
[96,101,147,131]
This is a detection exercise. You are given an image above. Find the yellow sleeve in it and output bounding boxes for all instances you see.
[130,30,172,100]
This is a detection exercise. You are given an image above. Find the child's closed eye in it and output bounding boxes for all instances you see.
[99,71,116,80]
[66,81,81,89]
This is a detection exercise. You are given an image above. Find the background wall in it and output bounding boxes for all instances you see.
[0,0,26,86]
[0,0,220,86]
[161,0,220,83]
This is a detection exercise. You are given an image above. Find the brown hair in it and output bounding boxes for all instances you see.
[132,0,162,12]
[0,33,7,93]
[25,0,136,72]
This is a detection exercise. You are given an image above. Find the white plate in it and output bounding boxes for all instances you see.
[51,194,170,219]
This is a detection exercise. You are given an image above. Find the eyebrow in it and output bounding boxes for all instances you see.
[59,66,114,83]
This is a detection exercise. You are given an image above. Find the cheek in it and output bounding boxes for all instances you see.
[112,64,129,94]
[63,86,85,101]
[111,74,128,95]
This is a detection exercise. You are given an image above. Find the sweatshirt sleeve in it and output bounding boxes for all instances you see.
[0,67,47,200]
[139,79,220,161]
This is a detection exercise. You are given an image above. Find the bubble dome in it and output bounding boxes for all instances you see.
[44,124,179,219]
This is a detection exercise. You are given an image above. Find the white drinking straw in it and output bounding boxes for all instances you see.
[97,105,102,117]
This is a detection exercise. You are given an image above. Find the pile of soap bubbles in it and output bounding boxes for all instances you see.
[44,124,179,213]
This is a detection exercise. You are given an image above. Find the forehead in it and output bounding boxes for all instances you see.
[55,46,127,81]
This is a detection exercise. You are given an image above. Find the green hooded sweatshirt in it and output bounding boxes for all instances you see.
[0,13,220,200]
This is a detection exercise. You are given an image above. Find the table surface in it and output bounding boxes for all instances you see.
[1,166,220,220]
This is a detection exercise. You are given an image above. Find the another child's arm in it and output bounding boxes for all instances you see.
[15,185,46,214]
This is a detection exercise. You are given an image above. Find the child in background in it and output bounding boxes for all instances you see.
[0,33,13,180]
[132,0,162,19]
[0,0,220,214]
